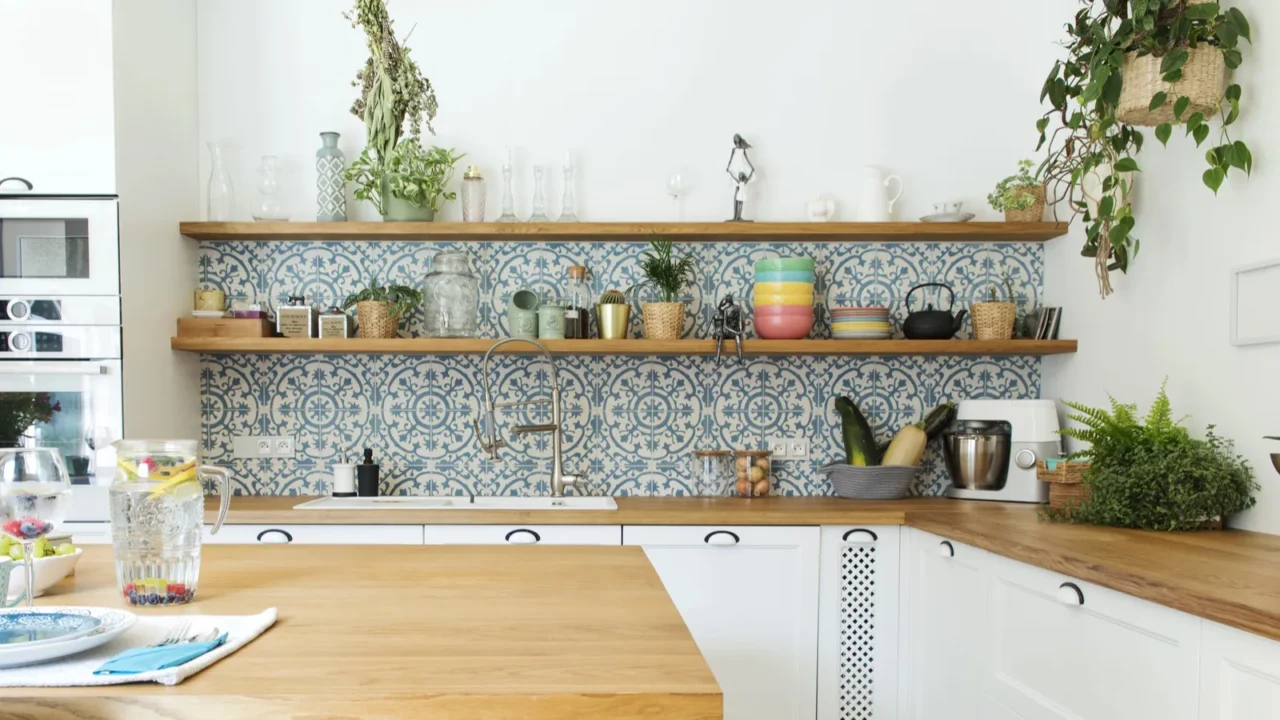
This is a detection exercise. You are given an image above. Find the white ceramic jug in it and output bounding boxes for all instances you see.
[805,196,836,222]
[857,167,904,222]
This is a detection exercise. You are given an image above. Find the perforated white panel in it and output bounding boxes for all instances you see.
[840,543,876,719]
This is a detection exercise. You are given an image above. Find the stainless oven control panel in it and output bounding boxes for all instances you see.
[0,325,121,358]
[0,296,120,325]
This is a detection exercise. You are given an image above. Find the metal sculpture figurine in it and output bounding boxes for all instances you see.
[725,134,756,222]
[712,294,747,365]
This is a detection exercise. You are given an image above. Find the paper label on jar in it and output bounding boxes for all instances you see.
[319,316,348,338]
[278,309,312,338]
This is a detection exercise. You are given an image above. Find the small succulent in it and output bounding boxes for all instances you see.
[599,289,627,305]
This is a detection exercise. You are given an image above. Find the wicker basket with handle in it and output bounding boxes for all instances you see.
[355,300,398,339]
[1118,44,1226,127]
[971,302,1016,341]
[1004,185,1046,223]
[1037,459,1092,512]
[642,302,685,340]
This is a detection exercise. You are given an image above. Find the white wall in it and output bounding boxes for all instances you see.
[1043,0,1280,534]
[114,0,201,439]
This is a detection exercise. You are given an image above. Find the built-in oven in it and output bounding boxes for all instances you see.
[0,198,119,297]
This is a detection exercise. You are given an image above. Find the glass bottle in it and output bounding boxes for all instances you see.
[206,141,235,221]
[461,165,486,222]
[422,251,480,337]
[529,164,550,222]
[562,265,592,339]
[316,132,346,222]
[559,154,578,222]
[252,155,287,221]
[496,148,518,222]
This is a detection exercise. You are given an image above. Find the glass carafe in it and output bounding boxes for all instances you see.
[109,440,230,606]
[422,251,480,337]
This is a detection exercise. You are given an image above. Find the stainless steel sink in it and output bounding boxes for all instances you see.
[472,496,618,510]
[293,496,618,511]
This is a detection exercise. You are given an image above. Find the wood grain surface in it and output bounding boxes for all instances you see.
[0,545,721,719]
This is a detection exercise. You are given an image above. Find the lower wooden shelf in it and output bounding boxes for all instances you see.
[170,337,1077,357]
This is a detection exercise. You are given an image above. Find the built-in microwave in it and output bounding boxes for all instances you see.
[0,198,119,297]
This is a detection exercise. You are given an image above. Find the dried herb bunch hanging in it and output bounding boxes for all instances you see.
[346,0,438,162]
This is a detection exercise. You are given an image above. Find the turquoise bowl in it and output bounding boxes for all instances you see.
[755,270,815,283]
[754,257,815,273]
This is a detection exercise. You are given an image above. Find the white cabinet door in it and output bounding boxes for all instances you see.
[902,529,990,720]
[204,524,424,545]
[817,526,901,720]
[422,525,621,545]
[984,552,1201,720]
[58,521,111,545]
[626,526,820,720]
[0,0,116,194]
[1199,620,1280,720]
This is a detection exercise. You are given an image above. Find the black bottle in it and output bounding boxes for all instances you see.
[357,448,380,497]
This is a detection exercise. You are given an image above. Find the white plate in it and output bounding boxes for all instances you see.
[0,606,136,668]
[920,212,976,223]
[191,310,228,318]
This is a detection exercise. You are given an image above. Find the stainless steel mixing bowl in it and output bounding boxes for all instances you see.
[943,425,1012,490]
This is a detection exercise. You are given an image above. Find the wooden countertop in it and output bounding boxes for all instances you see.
[0,545,721,719]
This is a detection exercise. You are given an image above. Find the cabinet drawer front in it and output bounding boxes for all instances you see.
[205,525,423,545]
[1199,621,1280,720]
[59,522,111,545]
[422,525,621,545]
[624,525,812,548]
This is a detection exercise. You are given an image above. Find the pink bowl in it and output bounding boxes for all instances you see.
[755,304,815,317]
[756,312,814,339]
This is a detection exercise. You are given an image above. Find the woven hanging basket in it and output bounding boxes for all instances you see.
[1117,45,1226,127]
[1003,185,1046,223]
[971,302,1016,341]
[642,302,685,340]
[355,300,399,339]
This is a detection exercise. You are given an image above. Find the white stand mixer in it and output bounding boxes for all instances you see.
[943,399,1059,503]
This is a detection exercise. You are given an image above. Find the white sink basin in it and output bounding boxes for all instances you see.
[293,496,618,511]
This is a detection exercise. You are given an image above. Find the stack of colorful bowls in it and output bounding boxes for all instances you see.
[830,307,891,339]
[753,257,815,339]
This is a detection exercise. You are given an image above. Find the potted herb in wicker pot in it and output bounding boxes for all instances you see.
[970,274,1017,341]
[342,277,422,339]
[988,160,1045,222]
[632,237,695,341]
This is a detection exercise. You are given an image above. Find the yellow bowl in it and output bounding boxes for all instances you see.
[752,281,814,296]
[832,322,892,331]
[754,293,814,307]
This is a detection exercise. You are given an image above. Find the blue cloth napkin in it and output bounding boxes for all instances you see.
[93,633,228,676]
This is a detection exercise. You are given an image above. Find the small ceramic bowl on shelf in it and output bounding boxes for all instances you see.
[754,257,815,273]
[732,450,773,497]
[756,312,814,339]
[755,270,815,284]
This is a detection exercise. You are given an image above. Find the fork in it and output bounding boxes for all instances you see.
[154,620,192,647]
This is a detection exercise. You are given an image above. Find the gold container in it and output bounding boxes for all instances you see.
[596,304,631,340]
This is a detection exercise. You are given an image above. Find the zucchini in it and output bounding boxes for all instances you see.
[877,401,957,456]
[835,396,880,466]
[882,424,928,467]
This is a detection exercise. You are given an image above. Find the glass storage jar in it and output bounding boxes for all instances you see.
[422,251,480,337]
[691,450,732,496]
[732,450,773,497]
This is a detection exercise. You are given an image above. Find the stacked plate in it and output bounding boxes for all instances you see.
[0,606,137,668]
[830,306,891,339]
[753,258,816,340]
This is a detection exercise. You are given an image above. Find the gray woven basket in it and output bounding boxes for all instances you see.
[817,462,920,500]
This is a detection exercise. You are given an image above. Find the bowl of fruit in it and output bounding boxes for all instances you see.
[1,535,81,600]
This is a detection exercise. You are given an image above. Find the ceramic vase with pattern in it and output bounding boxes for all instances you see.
[316,132,346,222]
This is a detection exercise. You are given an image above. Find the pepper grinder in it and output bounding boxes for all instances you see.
[357,448,380,497]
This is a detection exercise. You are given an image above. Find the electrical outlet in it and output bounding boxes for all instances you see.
[255,438,271,456]
[273,437,294,458]
[767,437,789,459]
[787,438,810,460]
[233,435,296,459]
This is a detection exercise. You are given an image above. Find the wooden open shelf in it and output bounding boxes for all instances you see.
[170,337,1077,357]
[179,221,1068,244]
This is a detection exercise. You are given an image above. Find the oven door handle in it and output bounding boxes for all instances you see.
[0,365,109,375]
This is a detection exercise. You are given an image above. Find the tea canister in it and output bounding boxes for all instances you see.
[537,304,567,339]
[276,296,314,338]
[318,306,351,339]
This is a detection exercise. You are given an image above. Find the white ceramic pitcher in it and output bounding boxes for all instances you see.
[857,167,904,222]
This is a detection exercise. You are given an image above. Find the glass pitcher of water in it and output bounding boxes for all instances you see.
[109,440,230,606]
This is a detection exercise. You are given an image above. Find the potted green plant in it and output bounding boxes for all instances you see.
[342,277,423,338]
[595,289,631,340]
[1047,382,1258,530]
[971,271,1017,341]
[987,160,1045,222]
[345,138,464,221]
[1035,1,1253,298]
[631,238,695,341]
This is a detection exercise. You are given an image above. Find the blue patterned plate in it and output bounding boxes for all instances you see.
[0,611,102,647]
[0,606,136,668]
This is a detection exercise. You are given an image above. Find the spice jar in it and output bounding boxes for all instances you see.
[691,450,732,497]
[732,450,773,497]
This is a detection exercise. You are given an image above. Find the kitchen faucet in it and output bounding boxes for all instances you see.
[473,338,583,497]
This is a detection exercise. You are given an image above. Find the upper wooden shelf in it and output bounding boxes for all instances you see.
[179,221,1069,243]
[170,337,1077,357]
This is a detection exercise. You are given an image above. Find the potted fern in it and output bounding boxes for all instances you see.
[631,238,695,340]
[342,277,422,338]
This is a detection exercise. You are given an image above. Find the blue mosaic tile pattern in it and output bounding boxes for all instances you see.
[197,239,1043,496]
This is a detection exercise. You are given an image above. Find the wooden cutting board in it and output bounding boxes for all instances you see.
[176,317,274,338]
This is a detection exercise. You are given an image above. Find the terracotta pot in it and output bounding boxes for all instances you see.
[641,302,684,340]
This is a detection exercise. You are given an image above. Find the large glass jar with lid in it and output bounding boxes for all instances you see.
[422,251,480,337]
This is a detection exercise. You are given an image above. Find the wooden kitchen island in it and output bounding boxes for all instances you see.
[0,545,722,719]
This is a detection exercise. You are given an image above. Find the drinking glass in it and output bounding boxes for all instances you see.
[0,448,72,609]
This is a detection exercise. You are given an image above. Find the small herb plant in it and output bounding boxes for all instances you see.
[1047,381,1258,531]
[987,160,1041,212]
[633,237,695,304]
[344,139,463,215]
[342,277,423,321]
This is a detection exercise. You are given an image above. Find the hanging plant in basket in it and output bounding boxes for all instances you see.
[1036,0,1253,298]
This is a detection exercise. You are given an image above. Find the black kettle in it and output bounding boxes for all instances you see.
[902,283,968,340]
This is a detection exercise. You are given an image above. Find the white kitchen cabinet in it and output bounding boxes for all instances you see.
[625,525,819,720]
[817,526,901,720]
[421,525,621,545]
[1199,620,1280,720]
[0,0,116,194]
[984,551,1201,720]
[204,524,424,545]
[901,529,991,720]
[59,521,111,545]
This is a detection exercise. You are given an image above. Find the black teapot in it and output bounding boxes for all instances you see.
[902,283,968,340]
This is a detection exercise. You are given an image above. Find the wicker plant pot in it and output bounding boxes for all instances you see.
[1037,459,1092,513]
[1003,185,1046,222]
[642,302,685,340]
[355,300,399,339]
[1118,45,1226,127]
[971,302,1016,341]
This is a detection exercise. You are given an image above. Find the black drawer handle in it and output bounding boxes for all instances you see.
[843,528,879,542]
[938,540,955,557]
[505,528,541,544]
[1058,582,1085,606]
[704,530,740,546]
[256,528,293,543]
[0,177,33,191]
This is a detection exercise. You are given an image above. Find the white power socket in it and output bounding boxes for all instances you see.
[233,435,295,459]
[766,436,810,461]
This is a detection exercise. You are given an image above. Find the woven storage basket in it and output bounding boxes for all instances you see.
[355,300,398,339]
[971,302,1016,341]
[1003,185,1046,222]
[642,302,685,340]
[818,463,919,500]
[1037,459,1093,512]
[1118,45,1226,127]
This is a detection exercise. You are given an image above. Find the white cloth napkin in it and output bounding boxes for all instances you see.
[0,608,277,687]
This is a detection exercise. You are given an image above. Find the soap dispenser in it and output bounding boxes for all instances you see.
[357,448,380,497]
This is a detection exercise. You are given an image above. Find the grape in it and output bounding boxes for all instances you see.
[7,544,22,560]
[54,543,76,556]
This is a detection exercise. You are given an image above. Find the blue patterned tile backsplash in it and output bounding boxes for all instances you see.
[198,239,1043,497]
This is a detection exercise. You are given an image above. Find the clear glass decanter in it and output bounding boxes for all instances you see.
[206,142,235,221]
[559,161,578,222]
[496,153,518,223]
[528,164,550,222]
[422,251,480,338]
[252,155,288,221]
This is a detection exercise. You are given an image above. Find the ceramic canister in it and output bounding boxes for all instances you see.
[537,304,567,339]
[508,288,540,339]
[194,289,226,312]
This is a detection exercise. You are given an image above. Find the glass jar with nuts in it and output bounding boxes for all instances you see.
[732,450,773,497]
